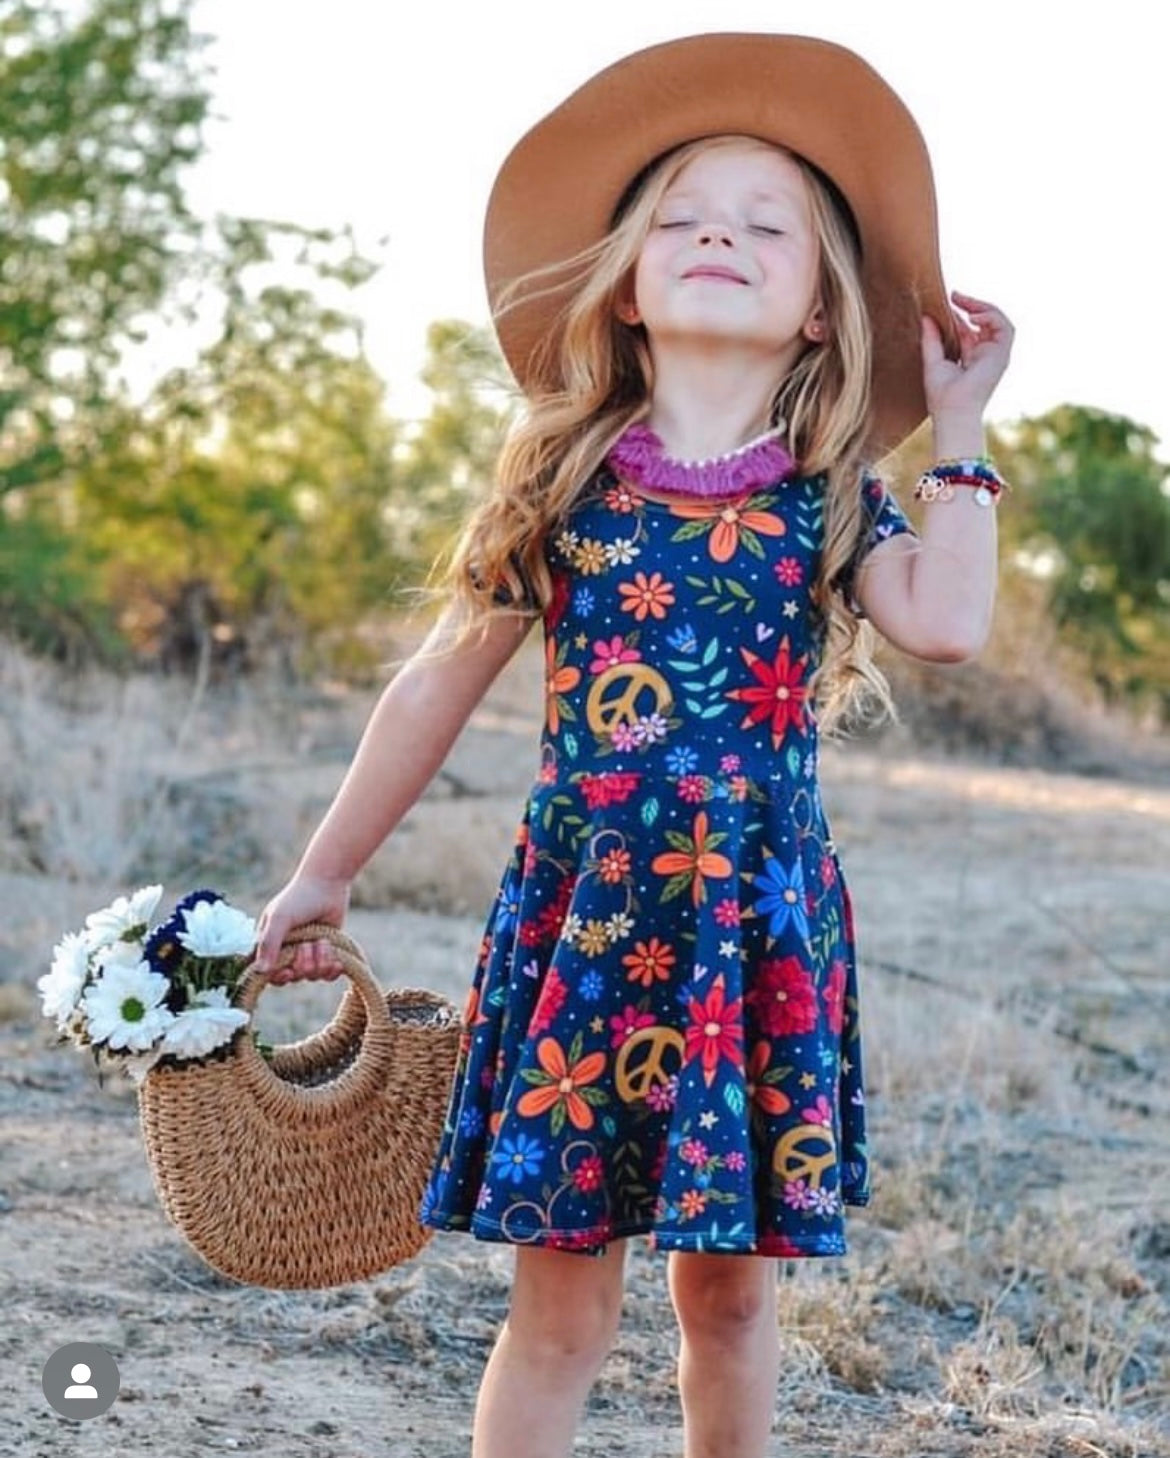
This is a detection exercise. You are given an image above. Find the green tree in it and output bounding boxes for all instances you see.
[997,405,1170,713]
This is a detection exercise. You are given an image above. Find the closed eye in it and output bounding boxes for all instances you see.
[657,219,694,230]
[749,224,785,236]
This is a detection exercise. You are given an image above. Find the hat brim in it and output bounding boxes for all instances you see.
[484,32,957,457]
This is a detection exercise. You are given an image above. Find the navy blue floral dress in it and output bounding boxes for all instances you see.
[420,466,916,1257]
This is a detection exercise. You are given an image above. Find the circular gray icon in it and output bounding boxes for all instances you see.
[42,1343,120,1419]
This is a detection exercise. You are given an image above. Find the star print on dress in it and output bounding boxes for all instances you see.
[421,465,918,1257]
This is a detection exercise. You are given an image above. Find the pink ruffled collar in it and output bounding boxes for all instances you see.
[606,422,797,500]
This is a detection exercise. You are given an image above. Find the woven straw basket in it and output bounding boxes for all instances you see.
[138,924,461,1289]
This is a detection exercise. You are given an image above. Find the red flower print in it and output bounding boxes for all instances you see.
[820,853,837,889]
[728,635,809,749]
[713,898,741,928]
[684,973,745,1088]
[571,1153,605,1193]
[618,570,675,621]
[677,774,709,803]
[823,960,847,1034]
[774,556,804,587]
[622,936,676,988]
[746,956,818,1037]
[746,1039,793,1117]
[579,771,641,810]
[529,967,568,1035]
[608,1004,655,1048]
[589,635,642,674]
[679,1137,709,1167]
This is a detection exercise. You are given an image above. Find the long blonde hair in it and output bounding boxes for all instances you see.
[435,134,900,734]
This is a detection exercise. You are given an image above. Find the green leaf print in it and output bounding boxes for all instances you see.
[723,1083,746,1117]
[564,731,579,760]
[670,520,712,543]
[740,528,766,560]
[550,1102,566,1137]
[786,745,802,779]
[641,796,660,827]
[702,638,719,667]
[659,872,693,904]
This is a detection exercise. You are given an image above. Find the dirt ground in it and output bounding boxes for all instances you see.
[2,635,1168,1457]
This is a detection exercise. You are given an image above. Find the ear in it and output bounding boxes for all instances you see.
[616,300,642,326]
[803,306,827,344]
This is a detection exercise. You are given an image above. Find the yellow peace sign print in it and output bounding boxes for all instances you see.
[772,1122,837,1190]
[614,1025,685,1103]
[586,662,673,738]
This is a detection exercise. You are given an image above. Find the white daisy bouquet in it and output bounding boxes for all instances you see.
[38,885,267,1086]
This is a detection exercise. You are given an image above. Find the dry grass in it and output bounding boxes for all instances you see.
[3,635,1168,1456]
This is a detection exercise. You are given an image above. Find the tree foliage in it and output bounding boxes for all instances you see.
[996,405,1170,713]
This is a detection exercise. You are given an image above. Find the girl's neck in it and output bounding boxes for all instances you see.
[644,348,786,461]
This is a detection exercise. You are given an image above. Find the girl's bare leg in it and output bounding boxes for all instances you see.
[668,1251,781,1458]
[472,1240,628,1458]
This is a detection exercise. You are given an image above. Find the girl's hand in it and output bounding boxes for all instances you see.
[922,291,1014,423]
[251,874,351,982]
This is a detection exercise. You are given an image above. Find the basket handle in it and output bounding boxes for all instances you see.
[233,923,398,1116]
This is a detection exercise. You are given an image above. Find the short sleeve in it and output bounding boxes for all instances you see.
[837,471,918,619]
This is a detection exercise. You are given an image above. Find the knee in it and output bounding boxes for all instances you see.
[670,1257,775,1346]
[507,1249,624,1367]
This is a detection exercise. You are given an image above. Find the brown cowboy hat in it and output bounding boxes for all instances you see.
[484,32,958,456]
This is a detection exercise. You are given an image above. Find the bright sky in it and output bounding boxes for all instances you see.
[186,0,1168,456]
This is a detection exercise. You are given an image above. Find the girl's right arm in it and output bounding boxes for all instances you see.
[252,601,538,976]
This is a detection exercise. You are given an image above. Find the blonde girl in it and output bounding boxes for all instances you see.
[253,34,1013,1458]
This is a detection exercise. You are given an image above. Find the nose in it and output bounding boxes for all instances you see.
[695,221,735,248]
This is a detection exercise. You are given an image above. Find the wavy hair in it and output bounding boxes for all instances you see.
[433,134,901,734]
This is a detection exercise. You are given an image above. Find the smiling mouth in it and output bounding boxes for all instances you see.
[682,266,749,284]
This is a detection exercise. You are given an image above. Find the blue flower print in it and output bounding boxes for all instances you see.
[666,622,698,654]
[490,1132,546,1185]
[574,586,596,616]
[579,969,605,1001]
[752,855,809,941]
[665,745,699,776]
[460,1106,485,1138]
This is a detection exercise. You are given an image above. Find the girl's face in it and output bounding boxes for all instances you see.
[631,140,824,364]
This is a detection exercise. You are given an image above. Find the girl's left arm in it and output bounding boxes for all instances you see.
[854,292,1014,662]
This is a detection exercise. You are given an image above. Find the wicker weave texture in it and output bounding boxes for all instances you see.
[138,925,461,1289]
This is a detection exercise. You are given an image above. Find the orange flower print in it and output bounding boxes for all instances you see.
[679,1189,708,1220]
[650,810,734,907]
[622,936,677,988]
[597,847,632,884]
[683,973,745,1087]
[516,1032,608,1136]
[728,635,809,749]
[545,634,581,736]
[617,570,675,622]
[670,496,785,564]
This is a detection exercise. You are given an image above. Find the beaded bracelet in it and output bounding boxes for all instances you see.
[913,456,1009,507]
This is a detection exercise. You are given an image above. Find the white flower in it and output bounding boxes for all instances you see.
[83,884,164,951]
[177,899,257,958]
[603,537,640,566]
[97,937,148,972]
[37,931,91,1026]
[159,999,249,1060]
[81,959,175,1052]
[605,911,635,942]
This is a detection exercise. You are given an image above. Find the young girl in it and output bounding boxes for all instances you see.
[253,33,1012,1458]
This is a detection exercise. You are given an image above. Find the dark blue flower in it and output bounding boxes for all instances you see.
[667,623,698,654]
[665,745,699,776]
